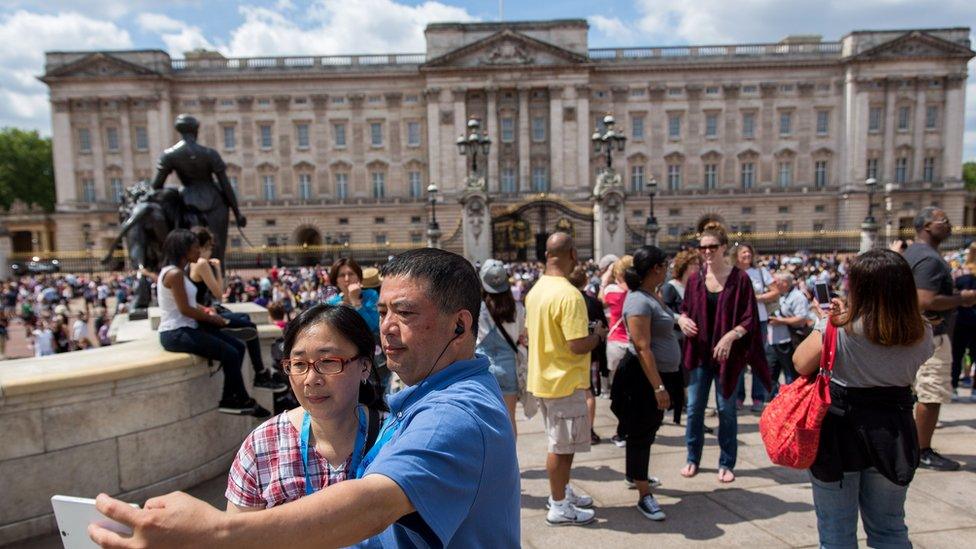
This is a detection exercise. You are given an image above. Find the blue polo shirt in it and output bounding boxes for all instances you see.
[364,355,520,548]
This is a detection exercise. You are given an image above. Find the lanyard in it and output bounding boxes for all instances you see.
[299,405,368,496]
[355,414,398,479]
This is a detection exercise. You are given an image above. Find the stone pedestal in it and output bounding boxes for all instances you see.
[859,220,879,253]
[592,170,626,260]
[426,225,442,249]
[644,219,660,247]
[460,178,491,264]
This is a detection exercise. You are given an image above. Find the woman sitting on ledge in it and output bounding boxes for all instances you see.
[156,229,270,418]
[225,304,386,524]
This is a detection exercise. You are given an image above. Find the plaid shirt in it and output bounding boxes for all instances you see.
[226,411,375,509]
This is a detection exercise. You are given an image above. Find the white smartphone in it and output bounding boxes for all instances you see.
[51,495,136,549]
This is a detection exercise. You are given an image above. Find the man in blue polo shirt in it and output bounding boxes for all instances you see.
[90,249,520,548]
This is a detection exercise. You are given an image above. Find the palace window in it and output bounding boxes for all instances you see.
[81,179,96,203]
[110,178,123,203]
[408,171,422,198]
[501,168,517,193]
[866,158,879,179]
[372,171,386,198]
[705,114,718,138]
[106,127,119,152]
[296,123,310,149]
[815,160,828,188]
[370,123,383,147]
[667,164,681,191]
[895,157,908,184]
[742,206,753,215]
[778,161,793,187]
[263,175,276,201]
[223,126,236,149]
[925,106,938,129]
[259,125,273,149]
[334,124,346,147]
[531,167,549,192]
[869,107,882,132]
[335,173,348,200]
[630,165,645,193]
[923,157,936,182]
[78,128,91,153]
[407,122,422,146]
[742,113,755,138]
[531,117,546,142]
[134,126,149,151]
[298,173,312,200]
[631,116,644,139]
[667,114,681,139]
[704,163,717,190]
[779,112,792,136]
[740,162,755,189]
[816,111,829,135]
[897,107,911,131]
[500,117,515,143]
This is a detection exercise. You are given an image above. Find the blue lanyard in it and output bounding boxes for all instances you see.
[299,405,368,496]
[355,415,398,479]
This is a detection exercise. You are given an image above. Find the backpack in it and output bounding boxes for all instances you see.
[759,320,837,469]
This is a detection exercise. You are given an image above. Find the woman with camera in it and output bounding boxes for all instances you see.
[793,249,934,548]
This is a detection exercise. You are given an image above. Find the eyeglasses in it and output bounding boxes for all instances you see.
[281,355,361,376]
[698,244,721,251]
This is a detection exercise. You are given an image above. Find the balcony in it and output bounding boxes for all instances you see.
[170,53,426,74]
[588,41,842,65]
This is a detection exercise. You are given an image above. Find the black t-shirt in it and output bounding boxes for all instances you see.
[955,273,976,327]
[903,242,954,335]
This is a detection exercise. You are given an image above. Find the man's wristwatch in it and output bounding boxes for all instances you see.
[654,385,666,393]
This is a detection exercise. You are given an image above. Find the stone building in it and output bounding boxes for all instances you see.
[21,19,975,260]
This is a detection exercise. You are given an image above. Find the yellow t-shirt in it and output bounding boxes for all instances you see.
[525,275,591,399]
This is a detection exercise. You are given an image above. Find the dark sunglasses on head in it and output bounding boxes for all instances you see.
[698,244,721,251]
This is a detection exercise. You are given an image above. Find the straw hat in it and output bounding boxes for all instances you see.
[361,267,381,289]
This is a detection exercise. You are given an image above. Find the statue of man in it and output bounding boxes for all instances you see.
[150,114,246,266]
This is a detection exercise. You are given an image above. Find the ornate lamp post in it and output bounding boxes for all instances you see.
[645,177,659,246]
[591,114,627,171]
[426,183,441,249]
[456,117,491,185]
[859,177,879,253]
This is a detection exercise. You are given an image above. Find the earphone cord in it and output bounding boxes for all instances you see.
[394,331,461,417]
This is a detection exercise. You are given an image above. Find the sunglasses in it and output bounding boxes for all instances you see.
[698,244,721,251]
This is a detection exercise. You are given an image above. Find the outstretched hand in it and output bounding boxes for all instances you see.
[89,492,227,549]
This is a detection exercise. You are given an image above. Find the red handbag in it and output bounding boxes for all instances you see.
[759,320,837,469]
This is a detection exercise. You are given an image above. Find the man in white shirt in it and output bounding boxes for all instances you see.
[766,273,810,395]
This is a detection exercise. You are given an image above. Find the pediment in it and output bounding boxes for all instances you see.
[45,53,161,79]
[423,30,587,69]
[852,31,975,61]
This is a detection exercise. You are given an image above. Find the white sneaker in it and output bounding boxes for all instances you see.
[547,501,596,526]
[951,389,959,402]
[545,485,593,509]
[637,494,666,521]
[626,477,662,489]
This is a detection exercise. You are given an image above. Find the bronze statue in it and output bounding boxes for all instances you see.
[150,114,246,266]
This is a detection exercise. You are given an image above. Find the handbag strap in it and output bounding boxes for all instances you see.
[488,310,519,355]
[819,320,838,376]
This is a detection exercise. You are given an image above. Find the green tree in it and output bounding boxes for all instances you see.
[0,127,55,212]
[964,161,976,192]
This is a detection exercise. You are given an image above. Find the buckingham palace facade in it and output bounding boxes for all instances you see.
[29,19,974,258]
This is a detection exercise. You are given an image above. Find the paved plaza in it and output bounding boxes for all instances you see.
[10,385,976,548]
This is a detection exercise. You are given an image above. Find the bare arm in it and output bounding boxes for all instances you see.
[225,502,260,514]
[91,474,413,549]
[792,329,822,377]
[164,269,225,326]
[917,288,974,312]
[567,332,601,355]
[191,259,224,300]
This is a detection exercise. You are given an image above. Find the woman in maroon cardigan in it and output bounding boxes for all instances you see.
[677,224,771,482]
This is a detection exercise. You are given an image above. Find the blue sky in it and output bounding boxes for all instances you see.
[2,0,975,160]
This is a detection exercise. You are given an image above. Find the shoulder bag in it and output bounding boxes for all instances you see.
[759,320,837,469]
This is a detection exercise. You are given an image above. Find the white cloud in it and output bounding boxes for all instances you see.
[225,0,477,56]
[138,13,216,55]
[588,15,637,44]
[0,10,132,133]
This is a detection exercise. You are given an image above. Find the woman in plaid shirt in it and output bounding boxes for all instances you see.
[226,304,387,511]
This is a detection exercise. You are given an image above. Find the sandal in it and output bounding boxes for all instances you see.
[718,468,736,483]
[680,463,699,478]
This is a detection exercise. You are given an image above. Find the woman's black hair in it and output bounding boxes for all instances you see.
[282,303,387,411]
[163,229,198,267]
[624,245,668,291]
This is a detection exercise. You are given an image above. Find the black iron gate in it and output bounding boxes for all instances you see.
[491,197,595,262]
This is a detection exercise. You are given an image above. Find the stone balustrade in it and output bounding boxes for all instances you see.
[0,303,281,546]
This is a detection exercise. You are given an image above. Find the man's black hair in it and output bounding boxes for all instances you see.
[381,248,481,335]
